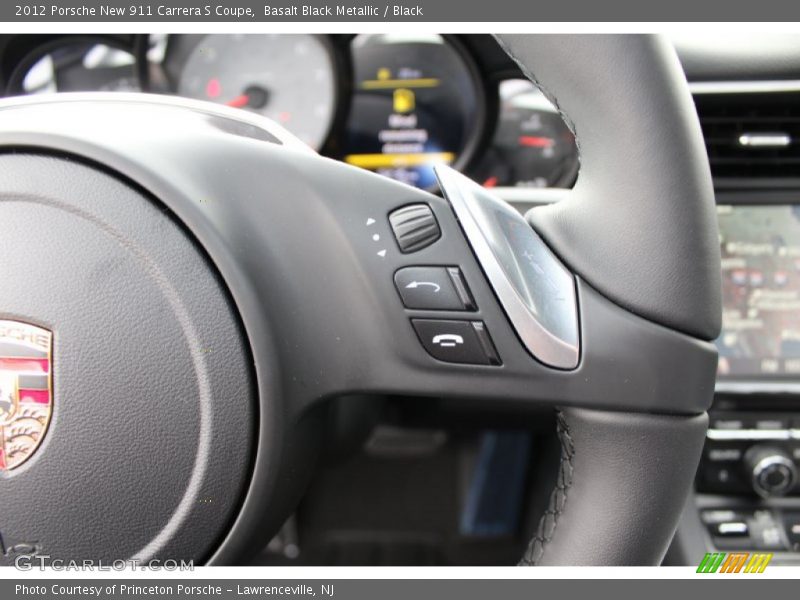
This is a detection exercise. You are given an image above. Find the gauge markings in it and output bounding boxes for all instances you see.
[472,79,578,189]
[518,135,555,148]
[175,34,337,150]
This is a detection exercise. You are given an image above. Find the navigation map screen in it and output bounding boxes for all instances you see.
[717,205,800,377]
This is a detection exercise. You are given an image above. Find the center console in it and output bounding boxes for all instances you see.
[691,196,800,561]
[698,401,800,553]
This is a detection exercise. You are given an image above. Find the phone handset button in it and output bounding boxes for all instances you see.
[411,319,500,366]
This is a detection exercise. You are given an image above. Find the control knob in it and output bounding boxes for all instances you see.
[744,445,798,498]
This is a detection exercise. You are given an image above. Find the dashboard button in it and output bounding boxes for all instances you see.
[701,463,747,493]
[750,510,786,550]
[412,319,500,365]
[755,417,789,430]
[707,447,743,462]
[714,521,750,538]
[744,445,798,498]
[395,266,475,311]
[711,417,750,430]
[782,512,800,551]
[701,509,747,524]
[389,204,441,253]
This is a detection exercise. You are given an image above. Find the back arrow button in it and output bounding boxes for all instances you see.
[394,266,475,311]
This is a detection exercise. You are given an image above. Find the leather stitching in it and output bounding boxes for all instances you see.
[519,410,575,566]
[492,36,581,172]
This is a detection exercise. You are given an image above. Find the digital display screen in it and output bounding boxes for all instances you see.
[343,34,480,189]
[716,205,800,377]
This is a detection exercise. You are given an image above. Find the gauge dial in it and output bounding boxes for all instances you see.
[343,34,482,189]
[11,40,139,95]
[476,79,578,189]
[174,34,337,150]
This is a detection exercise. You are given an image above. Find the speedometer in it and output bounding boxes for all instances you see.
[342,34,483,189]
[171,34,338,150]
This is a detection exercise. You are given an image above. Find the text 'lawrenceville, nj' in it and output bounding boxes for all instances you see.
[264,4,424,16]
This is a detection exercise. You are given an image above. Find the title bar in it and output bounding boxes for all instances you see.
[3,0,800,22]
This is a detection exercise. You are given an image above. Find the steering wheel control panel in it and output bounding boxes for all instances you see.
[383,164,585,370]
[386,161,583,371]
[388,222,500,365]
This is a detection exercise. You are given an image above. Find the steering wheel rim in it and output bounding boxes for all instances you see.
[0,33,720,566]
[495,34,721,564]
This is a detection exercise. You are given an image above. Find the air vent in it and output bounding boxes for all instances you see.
[694,90,800,181]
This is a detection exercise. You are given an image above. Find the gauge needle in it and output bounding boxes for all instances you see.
[518,135,555,148]
[226,94,250,109]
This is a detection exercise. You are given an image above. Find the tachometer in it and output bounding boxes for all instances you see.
[343,34,483,189]
[171,34,338,150]
[475,79,578,189]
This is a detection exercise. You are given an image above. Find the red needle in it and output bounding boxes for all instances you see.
[226,94,250,109]
[518,135,554,148]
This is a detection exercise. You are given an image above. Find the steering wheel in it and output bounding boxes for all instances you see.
[0,34,720,566]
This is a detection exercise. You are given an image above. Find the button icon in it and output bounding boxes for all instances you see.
[432,334,463,348]
[393,88,416,114]
[405,280,441,293]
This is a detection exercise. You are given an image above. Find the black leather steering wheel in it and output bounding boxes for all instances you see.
[0,34,720,566]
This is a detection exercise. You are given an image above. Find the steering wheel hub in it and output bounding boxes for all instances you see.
[0,154,255,564]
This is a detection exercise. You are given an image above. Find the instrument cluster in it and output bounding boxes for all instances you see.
[1,33,579,192]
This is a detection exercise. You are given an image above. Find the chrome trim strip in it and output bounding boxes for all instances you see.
[690,80,800,95]
[714,381,800,394]
[707,429,800,441]
[739,133,792,147]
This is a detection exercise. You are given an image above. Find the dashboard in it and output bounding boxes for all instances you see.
[3,32,800,564]
[0,34,578,193]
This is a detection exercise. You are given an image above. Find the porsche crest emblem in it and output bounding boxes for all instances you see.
[0,320,52,472]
